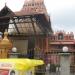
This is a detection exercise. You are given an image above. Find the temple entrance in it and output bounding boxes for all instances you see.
[28,37,35,59]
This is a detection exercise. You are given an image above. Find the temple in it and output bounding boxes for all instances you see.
[46,31,75,72]
[0,0,75,73]
[0,0,52,59]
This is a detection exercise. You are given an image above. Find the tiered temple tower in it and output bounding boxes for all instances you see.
[21,0,47,14]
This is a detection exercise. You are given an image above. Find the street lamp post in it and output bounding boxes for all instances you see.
[9,47,20,58]
[60,46,70,75]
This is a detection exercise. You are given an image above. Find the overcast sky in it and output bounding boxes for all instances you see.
[0,0,75,35]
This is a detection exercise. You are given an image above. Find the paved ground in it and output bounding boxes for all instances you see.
[45,71,75,75]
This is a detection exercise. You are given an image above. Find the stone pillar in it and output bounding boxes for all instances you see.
[60,53,70,75]
[8,52,20,58]
[45,37,48,52]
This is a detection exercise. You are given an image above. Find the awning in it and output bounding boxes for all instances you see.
[0,58,44,70]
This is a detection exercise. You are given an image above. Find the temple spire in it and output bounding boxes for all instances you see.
[5,0,7,6]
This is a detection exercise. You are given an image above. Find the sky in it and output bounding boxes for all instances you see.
[0,0,75,35]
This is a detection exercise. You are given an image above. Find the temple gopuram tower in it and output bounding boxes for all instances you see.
[21,0,47,14]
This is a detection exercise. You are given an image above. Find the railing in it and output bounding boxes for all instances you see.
[8,51,75,75]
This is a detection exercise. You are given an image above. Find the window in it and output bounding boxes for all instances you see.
[70,36,74,40]
[28,4,31,6]
[24,4,27,7]
[58,34,64,40]
[32,4,34,6]
[37,3,39,6]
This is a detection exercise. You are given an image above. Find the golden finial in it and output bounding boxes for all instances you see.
[0,29,12,50]
[5,0,7,7]
[4,29,8,37]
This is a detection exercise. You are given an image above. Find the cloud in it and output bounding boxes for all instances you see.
[45,0,75,35]
[51,8,75,33]
[45,0,75,13]
[0,0,25,11]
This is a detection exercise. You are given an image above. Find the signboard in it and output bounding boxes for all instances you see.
[0,62,14,69]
